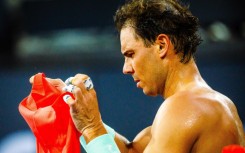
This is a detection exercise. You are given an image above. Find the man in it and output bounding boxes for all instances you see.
[31,0,245,152]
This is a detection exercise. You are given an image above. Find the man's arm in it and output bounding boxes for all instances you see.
[114,132,131,153]
[63,74,155,153]
[143,97,201,153]
[30,74,151,153]
[115,126,152,153]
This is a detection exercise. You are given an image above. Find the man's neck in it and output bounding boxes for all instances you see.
[163,58,204,98]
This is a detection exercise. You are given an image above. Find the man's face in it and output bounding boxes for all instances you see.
[120,27,163,96]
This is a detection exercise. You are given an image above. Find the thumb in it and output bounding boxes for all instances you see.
[29,76,34,84]
[63,94,75,105]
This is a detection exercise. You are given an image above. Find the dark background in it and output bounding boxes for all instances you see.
[0,0,244,152]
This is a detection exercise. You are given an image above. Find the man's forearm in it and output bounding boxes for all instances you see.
[114,132,133,153]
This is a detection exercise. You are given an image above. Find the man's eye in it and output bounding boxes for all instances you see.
[126,53,134,57]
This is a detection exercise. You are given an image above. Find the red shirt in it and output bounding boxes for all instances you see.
[19,73,81,153]
[222,145,245,153]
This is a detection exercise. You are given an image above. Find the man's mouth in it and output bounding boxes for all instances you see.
[134,80,140,88]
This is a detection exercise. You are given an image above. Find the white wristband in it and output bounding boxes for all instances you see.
[86,134,120,153]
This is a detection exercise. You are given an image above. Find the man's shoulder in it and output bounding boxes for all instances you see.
[155,89,229,130]
[151,89,242,151]
[163,87,232,114]
[150,90,211,150]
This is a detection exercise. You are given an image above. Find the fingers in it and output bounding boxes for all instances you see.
[63,74,94,92]
[63,84,76,93]
[30,73,94,107]
[30,73,91,91]
[73,74,91,93]
[84,78,94,91]
[62,74,95,106]
[30,73,95,106]
[29,76,34,84]
[63,94,75,105]
[65,77,74,86]
[62,74,101,134]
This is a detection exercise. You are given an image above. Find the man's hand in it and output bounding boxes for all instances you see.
[30,73,107,143]
[63,74,107,143]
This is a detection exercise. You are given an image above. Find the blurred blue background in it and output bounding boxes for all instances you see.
[0,0,244,152]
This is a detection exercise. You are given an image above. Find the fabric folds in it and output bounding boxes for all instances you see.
[19,73,81,153]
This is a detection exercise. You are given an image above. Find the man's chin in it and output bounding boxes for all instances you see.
[143,88,158,97]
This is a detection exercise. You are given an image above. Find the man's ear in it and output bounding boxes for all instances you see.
[155,34,170,58]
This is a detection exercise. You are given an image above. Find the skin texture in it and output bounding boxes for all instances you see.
[116,27,245,153]
[29,27,245,153]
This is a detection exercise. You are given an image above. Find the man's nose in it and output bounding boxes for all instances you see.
[123,61,134,74]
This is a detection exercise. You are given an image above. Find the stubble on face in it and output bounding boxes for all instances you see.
[120,27,163,97]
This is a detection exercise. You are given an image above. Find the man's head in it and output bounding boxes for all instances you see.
[114,0,202,63]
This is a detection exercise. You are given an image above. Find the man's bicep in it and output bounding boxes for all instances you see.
[144,134,189,153]
[144,123,197,153]
[144,102,201,153]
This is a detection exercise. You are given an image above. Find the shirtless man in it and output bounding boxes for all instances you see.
[32,0,245,152]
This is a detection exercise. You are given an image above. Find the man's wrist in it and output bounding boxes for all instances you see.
[103,123,116,138]
[86,134,120,153]
[82,121,107,143]
[80,123,117,152]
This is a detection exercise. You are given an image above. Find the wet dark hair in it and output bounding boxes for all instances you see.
[114,0,202,63]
